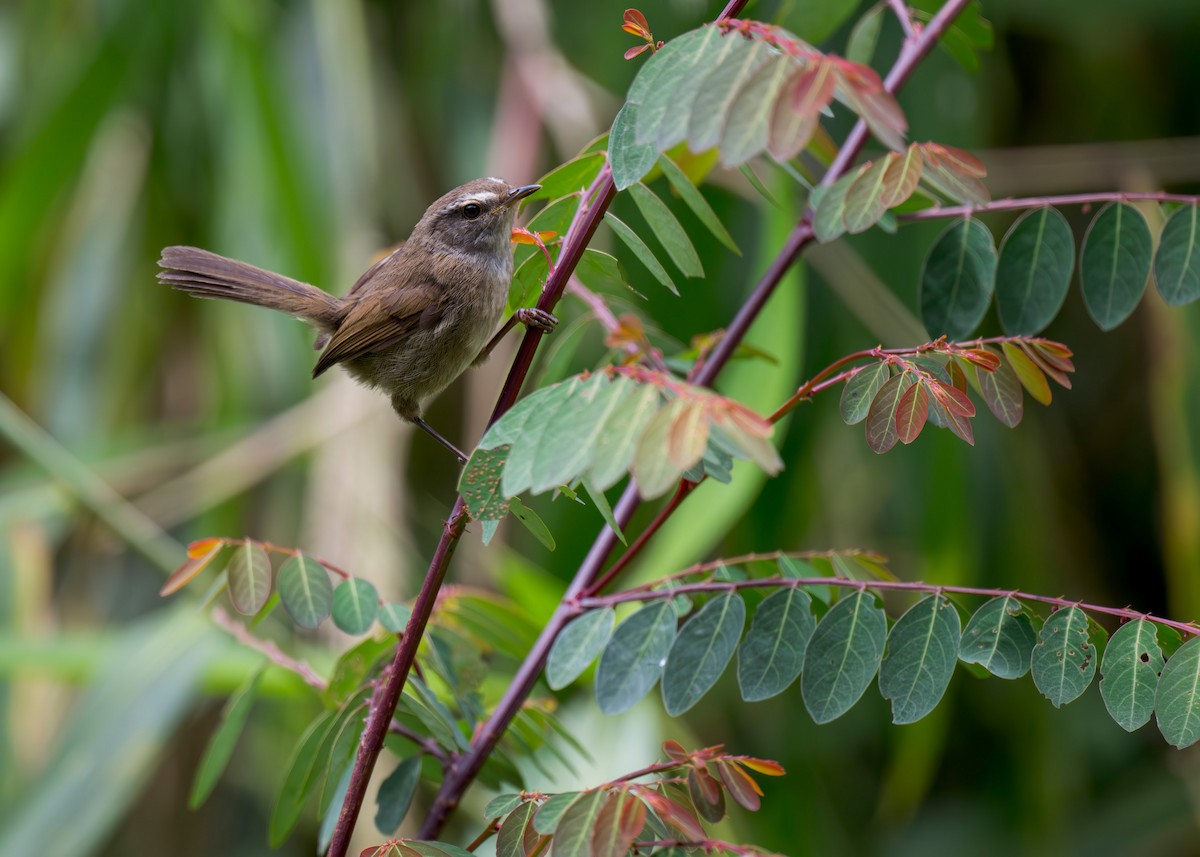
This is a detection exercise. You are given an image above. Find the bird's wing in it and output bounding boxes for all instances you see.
[311,282,443,378]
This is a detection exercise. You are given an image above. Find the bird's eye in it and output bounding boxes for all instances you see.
[462,203,483,219]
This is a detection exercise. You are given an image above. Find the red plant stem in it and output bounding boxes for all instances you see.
[577,576,1200,639]
[417,0,973,841]
[898,191,1200,222]
[210,606,328,691]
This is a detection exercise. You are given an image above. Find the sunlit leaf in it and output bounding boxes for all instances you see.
[590,382,662,491]
[636,27,735,151]
[596,601,677,714]
[161,539,224,596]
[801,590,888,724]
[1153,204,1200,307]
[994,207,1075,335]
[1155,636,1200,748]
[633,397,687,499]
[662,593,746,715]
[547,609,616,690]
[332,578,379,635]
[227,541,272,616]
[610,103,658,191]
[958,595,1035,679]
[1079,202,1152,330]
[1100,619,1164,732]
[278,553,333,629]
[737,588,815,701]
[920,217,996,339]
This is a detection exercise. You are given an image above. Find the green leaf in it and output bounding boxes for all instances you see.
[331,577,379,635]
[635,26,733,151]
[994,207,1076,335]
[321,704,367,816]
[379,602,412,634]
[658,156,740,254]
[486,794,525,819]
[1100,618,1164,732]
[189,667,264,809]
[632,397,687,499]
[688,40,772,152]
[595,601,677,714]
[610,102,659,191]
[582,478,626,545]
[459,445,512,522]
[1079,202,1152,330]
[576,248,635,295]
[879,595,961,724]
[1155,635,1200,748]
[403,678,467,752]
[550,790,606,857]
[846,4,884,65]
[976,353,1023,428]
[497,801,539,857]
[1153,204,1200,306]
[317,763,354,855]
[810,171,856,243]
[589,382,662,492]
[547,608,616,690]
[534,791,581,834]
[509,496,556,551]
[864,372,914,454]
[840,362,890,426]
[227,540,272,616]
[662,593,746,715]
[531,153,606,201]
[605,212,679,294]
[719,56,792,167]
[920,217,997,339]
[801,590,888,724]
[958,595,1035,679]
[592,791,647,857]
[1030,605,1099,707]
[737,588,815,702]
[629,182,703,278]
[269,709,339,846]
[277,553,333,629]
[843,157,893,235]
[375,756,422,835]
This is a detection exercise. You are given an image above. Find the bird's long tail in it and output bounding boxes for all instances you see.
[157,246,342,329]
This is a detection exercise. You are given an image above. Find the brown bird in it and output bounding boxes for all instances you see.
[158,178,555,462]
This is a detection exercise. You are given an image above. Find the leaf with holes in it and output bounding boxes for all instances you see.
[459,445,512,523]
[278,553,333,629]
[864,372,914,454]
[662,593,746,715]
[801,591,888,724]
[1156,636,1200,748]
[995,208,1076,335]
[227,541,272,616]
[1100,619,1164,732]
[1154,205,1200,306]
[1080,202,1152,330]
[596,601,677,715]
[547,608,616,690]
[879,595,961,724]
[332,578,379,635]
[920,218,996,339]
[840,362,890,425]
[1030,606,1097,707]
[959,595,1035,679]
[629,183,703,278]
[737,588,815,701]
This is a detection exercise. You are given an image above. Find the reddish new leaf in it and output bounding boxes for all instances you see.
[591,791,646,857]
[713,761,762,812]
[895,380,930,445]
[663,740,689,763]
[864,372,914,454]
[738,757,786,777]
[624,44,650,60]
[831,57,907,150]
[667,400,710,471]
[977,354,1023,428]
[959,348,1002,372]
[925,142,987,177]
[929,380,975,418]
[686,768,725,822]
[920,143,990,205]
[790,59,837,118]
[879,146,923,208]
[622,9,651,39]
[1002,341,1052,405]
[640,791,706,841]
[929,396,975,446]
[188,536,223,559]
[947,359,969,393]
[843,157,890,235]
[1022,340,1075,388]
[161,539,224,596]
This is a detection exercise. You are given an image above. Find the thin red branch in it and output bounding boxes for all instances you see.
[899,191,1200,222]
[584,480,697,596]
[210,606,327,691]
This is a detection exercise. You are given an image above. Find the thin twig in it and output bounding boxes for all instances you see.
[897,191,1200,222]
[210,606,328,691]
[888,0,917,40]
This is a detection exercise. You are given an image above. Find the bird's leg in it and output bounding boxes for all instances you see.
[474,308,558,365]
[412,417,469,464]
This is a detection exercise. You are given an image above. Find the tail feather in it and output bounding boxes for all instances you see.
[157,246,342,328]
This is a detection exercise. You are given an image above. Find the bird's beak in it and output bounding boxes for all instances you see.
[500,184,541,208]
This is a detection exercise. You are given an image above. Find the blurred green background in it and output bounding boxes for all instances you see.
[3,0,1200,854]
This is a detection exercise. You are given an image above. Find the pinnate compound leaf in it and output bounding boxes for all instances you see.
[658,156,740,254]
[592,790,646,857]
[496,801,539,857]
[629,183,704,278]
[547,609,616,690]
[958,595,1035,679]
[375,756,422,835]
[1001,341,1051,406]
[894,381,929,445]
[1030,605,1097,707]
[840,362,890,425]
[190,668,264,808]
[920,218,996,339]
[596,601,677,714]
[278,553,333,629]
[228,540,272,616]
[1100,619,1164,732]
[976,351,1023,428]
[995,207,1076,335]
[1155,635,1200,748]
[662,593,746,715]
[878,596,961,724]
[332,578,379,635]
[550,790,606,857]
[605,212,679,295]
[737,588,815,701]
[610,103,658,191]
[1153,204,1200,307]
[1080,202,1152,330]
[864,372,914,454]
[801,591,888,724]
